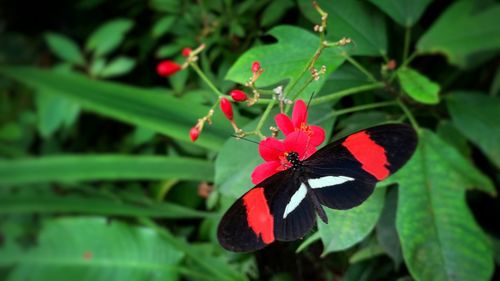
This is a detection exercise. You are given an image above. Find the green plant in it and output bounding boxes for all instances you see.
[0,0,499,280]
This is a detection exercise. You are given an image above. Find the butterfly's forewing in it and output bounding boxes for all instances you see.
[217,169,316,251]
[303,123,417,210]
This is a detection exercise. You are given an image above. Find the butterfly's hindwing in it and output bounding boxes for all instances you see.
[218,169,316,251]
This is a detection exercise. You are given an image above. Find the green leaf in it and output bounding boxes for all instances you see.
[151,15,176,38]
[44,32,85,66]
[150,0,181,13]
[436,120,471,157]
[319,188,385,256]
[417,0,500,67]
[2,217,184,281]
[0,192,212,219]
[349,243,385,264]
[225,25,345,90]
[0,155,213,185]
[35,90,80,138]
[86,19,134,57]
[141,218,248,281]
[298,0,387,56]
[368,0,432,27]
[390,130,495,281]
[376,187,403,267]
[99,56,136,78]
[0,66,231,150]
[447,91,500,168]
[398,67,440,104]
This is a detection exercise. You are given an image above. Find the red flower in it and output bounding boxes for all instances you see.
[220,98,233,121]
[157,60,181,77]
[182,48,192,57]
[274,99,325,146]
[251,61,261,73]
[251,131,316,184]
[230,90,248,102]
[190,126,200,142]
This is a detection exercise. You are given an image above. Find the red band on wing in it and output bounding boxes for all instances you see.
[242,187,275,244]
[342,131,389,180]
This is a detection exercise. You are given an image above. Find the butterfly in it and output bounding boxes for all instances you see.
[217,123,417,252]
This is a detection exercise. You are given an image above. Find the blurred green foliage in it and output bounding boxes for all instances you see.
[0,0,499,280]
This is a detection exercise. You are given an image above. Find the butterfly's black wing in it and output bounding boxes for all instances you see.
[217,169,317,252]
[302,123,417,210]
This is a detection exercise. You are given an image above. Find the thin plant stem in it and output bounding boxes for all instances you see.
[403,26,411,62]
[189,62,224,97]
[254,99,277,139]
[314,100,397,124]
[310,82,385,105]
[343,52,378,83]
[397,98,419,130]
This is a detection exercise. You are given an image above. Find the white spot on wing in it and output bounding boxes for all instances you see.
[308,176,354,189]
[283,184,307,218]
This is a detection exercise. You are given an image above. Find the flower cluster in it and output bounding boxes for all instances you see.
[187,60,262,142]
[251,100,325,184]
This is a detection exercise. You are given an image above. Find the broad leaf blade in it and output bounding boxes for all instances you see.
[298,0,387,56]
[447,91,500,168]
[391,130,495,281]
[319,188,385,255]
[398,67,440,104]
[0,155,213,185]
[2,217,184,281]
[225,25,345,90]
[0,66,231,150]
[417,0,500,68]
[368,0,432,27]
[0,192,213,219]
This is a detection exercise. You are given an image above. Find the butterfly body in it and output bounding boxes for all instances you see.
[218,124,417,252]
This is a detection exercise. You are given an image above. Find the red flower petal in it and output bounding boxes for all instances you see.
[251,161,281,184]
[274,114,294,135]
[259,137,285,161]
[220,98,233,121]
[292,100,307,128]
[309,125,326,146]
[283,131,310,159]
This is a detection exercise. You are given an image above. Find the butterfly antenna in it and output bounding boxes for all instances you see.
[231,135,283,153]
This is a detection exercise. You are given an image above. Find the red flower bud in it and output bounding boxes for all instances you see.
[182,48,192,57]
[220,98,233,121]
[157,60,182,77]
[387,59,397,70]
[251,61,261,73]
[190,126,200,142]
[230,90,248,102]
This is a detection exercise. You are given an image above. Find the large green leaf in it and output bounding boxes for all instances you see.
[44,32,85,66]
[397,67,440,104]
[319,188,385,255]
[225,25,345,91]
[0,192,212,219]
[368,0,432,27]
[0,155,213,185]
[417,0,500,67]
[298,0,387,56]
[0,66,231,150]
[1,217,184,281]
[389,130,495,281]
[447,91,500,168]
